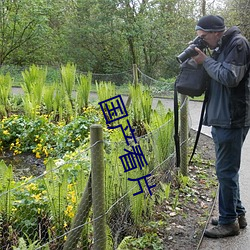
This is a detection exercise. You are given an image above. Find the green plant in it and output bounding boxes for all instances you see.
[21,65,47,118]
[128,83,153,137]
[12,176,49,241]
[117,233,163,250]
[13,233,48,250]
[141,89,153,124]
[96,81,116,102]
[0,73,12,117]
[129,83,142,124]
[43,84,56,114]
[0,109,100,158]
[0,161,15,222]
[178,173,191,189]
[145,100,174,164]
[76,72,92,112]
[60,62,76,102]
[172,190,180,210]
[51,81,74,122]
[43,159,69,225]
[158,182,171,203]
[129,84,153,123]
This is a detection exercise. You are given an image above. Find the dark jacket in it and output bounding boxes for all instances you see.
[203,26,250,128]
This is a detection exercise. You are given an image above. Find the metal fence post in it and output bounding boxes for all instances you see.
[91,124,106,250]
[180,94,188,176]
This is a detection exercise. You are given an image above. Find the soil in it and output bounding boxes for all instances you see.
[0,152,45,180]
[158,130,217,250]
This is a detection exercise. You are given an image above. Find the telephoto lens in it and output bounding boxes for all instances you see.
[176,36,208,63]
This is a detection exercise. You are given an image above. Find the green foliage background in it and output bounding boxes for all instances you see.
[0,0,247,80]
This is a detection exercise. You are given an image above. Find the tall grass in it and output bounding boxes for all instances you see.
[0,73,12,116]
[61,63,76,103]
[21,65,47,118]
[0,161,14,223]
[76,72,92,112]
[96,81,116,102]
[145,100,175,164]
[43,84,56,114]
[129,83,152,124]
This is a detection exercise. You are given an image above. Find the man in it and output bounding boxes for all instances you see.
[192,15,250,238]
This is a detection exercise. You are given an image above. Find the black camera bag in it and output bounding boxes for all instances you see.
[174,58,209,168]
[175,58,209,97]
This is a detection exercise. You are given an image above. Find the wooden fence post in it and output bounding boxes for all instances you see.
[126,64,138,108]
[133,63,138,86]
[180,94,188,176]
[63,175,92,250]
[91,124,106,250]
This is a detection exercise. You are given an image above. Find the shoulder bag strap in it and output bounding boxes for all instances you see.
[189,91,208,164]
[174,80,180,168]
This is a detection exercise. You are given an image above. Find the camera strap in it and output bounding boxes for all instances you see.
[174,85,208,168]
[174,82,181,168]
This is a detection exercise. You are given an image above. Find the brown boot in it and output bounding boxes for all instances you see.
[204,222,240,238]
[211,214,247,229]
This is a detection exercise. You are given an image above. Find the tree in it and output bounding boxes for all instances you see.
[220,0,250,39]
[0,0,49,65]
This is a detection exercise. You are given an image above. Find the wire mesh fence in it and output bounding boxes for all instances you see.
[0,65,190,249]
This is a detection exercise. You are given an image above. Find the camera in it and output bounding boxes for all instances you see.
[176,36,208,64]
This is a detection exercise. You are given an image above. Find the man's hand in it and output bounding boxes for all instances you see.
[192,47,207,64]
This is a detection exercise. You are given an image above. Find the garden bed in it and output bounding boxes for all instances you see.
[161,131,217,250]
[0,128,217,250]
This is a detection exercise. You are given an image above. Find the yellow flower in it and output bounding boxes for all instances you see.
[32,193,42,201]
[26,183,37,191]
[3,130,9,135]
[71,195,76,204]
[36,152,41,159]
[12,207,17,212]
[65,205,74,218]
[14,149,22,155]
[42,147,49,157]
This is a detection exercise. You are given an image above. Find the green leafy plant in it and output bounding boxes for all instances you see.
[129,84,153,123]
[21,65,47,118]
[145,100,174,164]
[96,81,116,102]
[178,173,191,189]
[60,62,76,102]
[0,73,12,117]
[43,84,56,114]
[158,182,171,202]
[117,233,163,250]
[76,72,92,112]
[0,161,15,222]
[172,190,180,210]
[12,176,49,241]
[13,236,43,250]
